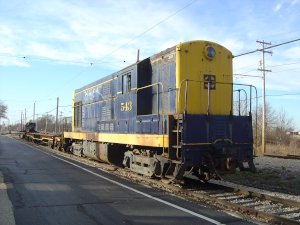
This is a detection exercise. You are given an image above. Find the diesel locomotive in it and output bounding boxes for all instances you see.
[62,40,256,182]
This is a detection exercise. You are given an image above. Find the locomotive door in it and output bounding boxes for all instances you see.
[116,71,134,133]
[137,58,152,115]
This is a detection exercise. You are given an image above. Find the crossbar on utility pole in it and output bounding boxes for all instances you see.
[257,40,272,155]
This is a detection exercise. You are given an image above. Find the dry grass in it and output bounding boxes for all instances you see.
[265,143,300,156]
[255,137,300,156]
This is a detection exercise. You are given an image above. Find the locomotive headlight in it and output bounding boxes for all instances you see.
[205,46,216,60]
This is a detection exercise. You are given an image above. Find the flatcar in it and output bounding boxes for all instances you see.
[63,40,256,182]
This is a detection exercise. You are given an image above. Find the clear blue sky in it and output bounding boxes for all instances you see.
[0,0,300,129]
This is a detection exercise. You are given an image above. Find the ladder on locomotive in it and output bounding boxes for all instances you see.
[168,114,183,160]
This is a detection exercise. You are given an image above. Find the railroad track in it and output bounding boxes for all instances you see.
[16,136,300,225]
[180,179,300,225]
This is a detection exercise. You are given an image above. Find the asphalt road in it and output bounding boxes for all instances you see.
[0,135,256,225]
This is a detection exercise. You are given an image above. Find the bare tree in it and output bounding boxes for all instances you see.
[0,100,7,119]
[233,91,249,116]
[270,109,293,145]
[36,114,55,133]
[253,102,294,149]
[25,115,71,133]
[253,102,275,146]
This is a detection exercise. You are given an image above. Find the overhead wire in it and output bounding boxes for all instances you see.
[93,0,199,63]
[41,0,199,98]
[6,2,299,124]
[269,61,300,68]
[233,73,262,78]
[266,93,300,97]
[24,104,73,124]
[233,38,300,58]
[0,0,198,67]
[6,1,199,123]
[0,52,130,66]
[234,60,300,78]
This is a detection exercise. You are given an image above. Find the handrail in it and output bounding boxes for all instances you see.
[177,79,257,116]
[233,89,248,116]
[176,79,259,158]
[136,82,165,153]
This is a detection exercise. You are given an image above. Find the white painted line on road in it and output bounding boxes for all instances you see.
[20,140,224,225]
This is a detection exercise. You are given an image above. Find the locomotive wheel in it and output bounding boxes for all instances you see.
[225,157,236,172]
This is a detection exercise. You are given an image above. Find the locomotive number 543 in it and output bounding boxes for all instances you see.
[120,101,133,111]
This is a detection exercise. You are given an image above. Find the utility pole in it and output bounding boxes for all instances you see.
[45,113,48,133]
[136,49,140,63]
[257,40,272,155]
[59,111,63,133]
[55,97,59,133]
[33,102,36,131]
[24,108,27,125]
[21,112,23,131]
[36,114,38,132]
[33,102,35,123]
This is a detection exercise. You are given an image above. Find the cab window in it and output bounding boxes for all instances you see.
[122,72,131,94]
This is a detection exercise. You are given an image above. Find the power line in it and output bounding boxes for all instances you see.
[34,105,72,117]
[242,93,300,100]
[42,0,199,98]
[233,73,263,78]
[272,68,300,73]
[266,93,300,97]
[233,38,300,58]
[72,1,198,84]
[59,104,72,108]
[94,0,199,64]
[0,53,129,66]
[0,1,198,67]
[269,61,300,68]
[234,60,300,78]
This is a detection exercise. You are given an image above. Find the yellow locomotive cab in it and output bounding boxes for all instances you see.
[175,41,233,115]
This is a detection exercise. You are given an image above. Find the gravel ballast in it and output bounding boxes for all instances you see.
[223,156,300,200]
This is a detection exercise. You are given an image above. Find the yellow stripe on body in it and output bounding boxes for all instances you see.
[116,87,137,95]
[75,77,117,95]
[64,132,169,148]
[80,97,116,107]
